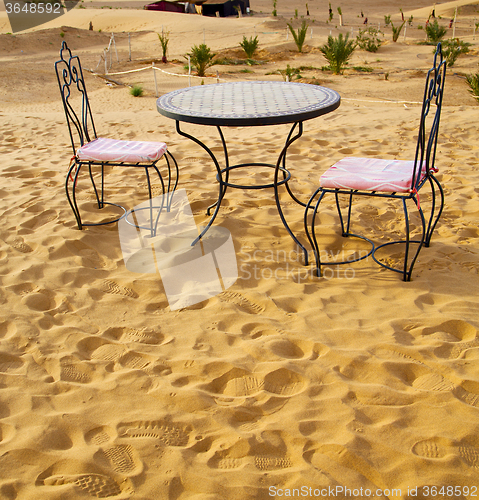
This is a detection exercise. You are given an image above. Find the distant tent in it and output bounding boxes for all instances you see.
[200,0,249,17]
[144,0,249,16]
[145,1,186,12]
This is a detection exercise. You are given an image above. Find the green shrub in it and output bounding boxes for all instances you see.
[272,0,277,16]
[240,35,259,58]
[130,85,143,97]
[187,43,216,77]
[279,64,302,81]
[466,72,479,103]
[320,33,356,74]
[356,27,382,52]
[158,31,169,63]
[425,19,447,44]
[391,20,406,42]
[287,20,309,53]
[442,39,470,67]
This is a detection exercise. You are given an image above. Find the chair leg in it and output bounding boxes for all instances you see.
[402,197,427,281]
[425,174,444,247]
[88,162,104,209]
[304,188,326,277]
[334,191,354,236]
[165,150,179,204]
[66,161,83,230]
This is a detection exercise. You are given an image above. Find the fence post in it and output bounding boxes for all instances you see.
[152,63,158,97]
[188,55,191,87]
[112,33,119,63]
[128,33,131,61]
[104,49,108,74]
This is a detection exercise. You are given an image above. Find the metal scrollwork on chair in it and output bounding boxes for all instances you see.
[55,41,179,232]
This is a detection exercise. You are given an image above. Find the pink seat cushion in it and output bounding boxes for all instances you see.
[320,157,434,193]
[77,137,167,163]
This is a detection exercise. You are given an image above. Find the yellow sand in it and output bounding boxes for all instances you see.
[1,0,479,498]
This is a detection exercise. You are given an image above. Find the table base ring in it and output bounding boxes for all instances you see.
[216,163,291,190]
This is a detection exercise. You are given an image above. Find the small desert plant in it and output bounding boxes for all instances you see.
[287,20,309,53]
[353,65,373,72]
[356,27,382,52]
[328,2,333,22]
[391,20,406,42]
[337,7,343,26]
[384,15,391,26]
[442,39,470,67]
[130,85,143,97]
[272,0,277,17]
[240,35,259,58]
[425,19,447,44]
[187,43,216,77]
[60,31,65,37]
[466,72,479,103]
[320,33,356,74]
[158,31,169,63]
[279,64,302,81]
[407,15,414,26]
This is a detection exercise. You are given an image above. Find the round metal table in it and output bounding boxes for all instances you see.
[157,81,340,262]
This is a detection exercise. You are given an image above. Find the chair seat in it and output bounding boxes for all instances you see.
[320,157,435,193]
[77,137,168,163]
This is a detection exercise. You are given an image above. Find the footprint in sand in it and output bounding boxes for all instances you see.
[412,437,479,469]
[218,291,265,315]
[85,426,117,446]
[207,437,292,471]
[95,444,143,477]
[264,368,306,397]
[241,322,284,339]
[409,369,479,409]
[85,426,144,478]
[205,368,264,398]
[117,420,190,447]
[8,237,33,253]
[204,367,306,398]
[36,459,133,498]
[0,353,24,373]
[119,351,155,371]
[43,473,125,497]
[98,280,139,299]
[104,326,168,345]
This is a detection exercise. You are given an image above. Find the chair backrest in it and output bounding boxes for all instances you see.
[413,43,446,189]
[55,41,97,155]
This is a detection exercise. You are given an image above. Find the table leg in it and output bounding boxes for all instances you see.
[274,121,309,265]
[176,122,229,246]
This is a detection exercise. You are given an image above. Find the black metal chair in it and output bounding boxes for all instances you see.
[305,43,446,281]
[55,41,178,231]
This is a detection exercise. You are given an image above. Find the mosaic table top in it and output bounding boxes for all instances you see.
[157,81,340,126]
